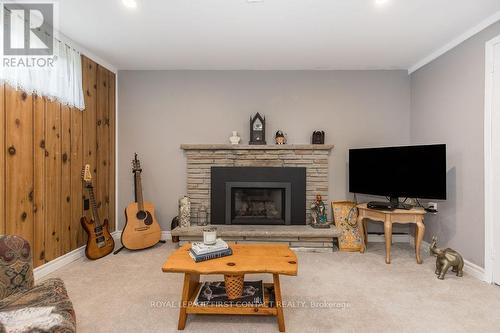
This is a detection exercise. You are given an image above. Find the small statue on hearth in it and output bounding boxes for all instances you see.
[310,194,329,228]
[275,130,287,145]
[430,236,464,280]
[171,217,180,243]
[178,196,191,228]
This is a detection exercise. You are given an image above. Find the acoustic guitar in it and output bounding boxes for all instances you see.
[122,154,161,250]
[81,165,115,260]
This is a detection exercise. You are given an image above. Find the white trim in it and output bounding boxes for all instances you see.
[34,245,85,280]
[112,230,172,242]
[410,237,486,281]
[114,72,119,232]
[463,259,488,282]
[367,233,410,243]
[111,230,172,244]
[408,10,500,74]
[33,230,169,280]
[111,230,121,242]
[161,231,172,241]
[484,35,500,284]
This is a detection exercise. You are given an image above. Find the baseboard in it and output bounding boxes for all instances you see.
[112,230,171,242]
[111,230,122,246]
[34,230,171,280]
[161,230,172,241]
[409,236,486,282]
[34,245,86,281]
[368,233,410,243]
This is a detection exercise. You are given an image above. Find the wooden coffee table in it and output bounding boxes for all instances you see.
[162,244,298,332]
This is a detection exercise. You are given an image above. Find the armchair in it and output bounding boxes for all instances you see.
[0,235,76,332]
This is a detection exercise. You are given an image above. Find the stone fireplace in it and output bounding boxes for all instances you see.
[174,144,339,249]
[182,144,334,225]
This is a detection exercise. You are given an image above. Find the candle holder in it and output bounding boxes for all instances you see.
[203,227,217,245]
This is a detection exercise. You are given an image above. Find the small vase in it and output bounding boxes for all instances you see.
[229,131,241,145]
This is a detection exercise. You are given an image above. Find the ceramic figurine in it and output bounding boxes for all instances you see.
[229,131,241,145]
[275,130,287,145]
[179,196,191,228]
[430,236,464,280]
[310,194,329,228]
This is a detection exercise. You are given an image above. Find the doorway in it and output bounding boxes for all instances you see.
[485,35,500,285]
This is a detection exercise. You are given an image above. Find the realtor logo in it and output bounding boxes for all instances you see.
[3,3,53,56]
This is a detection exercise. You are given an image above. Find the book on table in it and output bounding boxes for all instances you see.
[189,247,232,262]
[191,238,228,255]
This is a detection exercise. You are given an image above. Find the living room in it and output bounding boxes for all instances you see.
[1,0,500,332]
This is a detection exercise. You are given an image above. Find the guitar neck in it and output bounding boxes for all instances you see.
[135,171,145,211]
[86,185,101,226]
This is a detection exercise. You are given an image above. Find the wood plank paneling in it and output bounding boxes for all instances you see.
[108,73,116,232]
[96,66,110,225]
[33,95,46,267]
[0,84,4,235]
[61,106,71,254]
[82,56,98,222]
[1,56,115,266]
[70,107,84,249]
[5,87,34,245]
[45,101,62,261]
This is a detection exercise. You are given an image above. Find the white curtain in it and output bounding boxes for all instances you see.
[0,40,85,110]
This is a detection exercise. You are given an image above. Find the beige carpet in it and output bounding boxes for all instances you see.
[44,241,500,333]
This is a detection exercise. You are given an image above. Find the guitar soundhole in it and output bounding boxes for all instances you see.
[136,211,153,225]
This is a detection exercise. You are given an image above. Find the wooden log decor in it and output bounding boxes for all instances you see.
[0,56,116,267]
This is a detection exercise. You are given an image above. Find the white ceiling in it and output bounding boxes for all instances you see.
[58,0,500,70]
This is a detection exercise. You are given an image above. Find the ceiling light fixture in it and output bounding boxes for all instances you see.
[375,0,389,5]
[122,0,138,9]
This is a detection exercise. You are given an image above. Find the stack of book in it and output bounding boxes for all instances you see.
[189,239,232,262]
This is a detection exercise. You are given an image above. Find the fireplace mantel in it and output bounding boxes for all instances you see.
[181,144,334,151]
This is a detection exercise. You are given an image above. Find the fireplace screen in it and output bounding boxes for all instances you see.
[232,188,285,224]
[224,181,292,225]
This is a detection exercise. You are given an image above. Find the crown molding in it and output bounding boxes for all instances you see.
[408,10,500,74]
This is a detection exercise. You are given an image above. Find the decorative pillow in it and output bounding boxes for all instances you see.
[0,236,34,300]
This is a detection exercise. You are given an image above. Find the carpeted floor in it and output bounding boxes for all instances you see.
[44,242,500,333]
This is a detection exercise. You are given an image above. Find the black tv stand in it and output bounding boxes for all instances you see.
[367,197,413,211]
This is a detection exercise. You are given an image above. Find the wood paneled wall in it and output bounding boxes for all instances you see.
[0,55,115,267]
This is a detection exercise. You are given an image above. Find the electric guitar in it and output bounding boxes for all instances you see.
[81,165,115,260]
[122,154,161,250]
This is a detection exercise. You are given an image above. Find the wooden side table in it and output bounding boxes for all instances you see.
[162,244,298,332]
[356,203,426,264]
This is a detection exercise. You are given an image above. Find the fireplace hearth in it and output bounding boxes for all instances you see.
[211,167,305,225]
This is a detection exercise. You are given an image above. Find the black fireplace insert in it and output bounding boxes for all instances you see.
[211,167,306,225]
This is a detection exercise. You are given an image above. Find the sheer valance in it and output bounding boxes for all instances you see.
[0,40,85,110]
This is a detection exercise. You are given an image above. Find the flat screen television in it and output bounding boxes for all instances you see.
[349,144,447,205]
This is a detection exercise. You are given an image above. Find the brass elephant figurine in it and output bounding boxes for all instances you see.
[430,236,464,280]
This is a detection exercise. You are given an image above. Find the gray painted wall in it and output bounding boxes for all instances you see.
[118,70,410,232]
[410,21,500,267]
